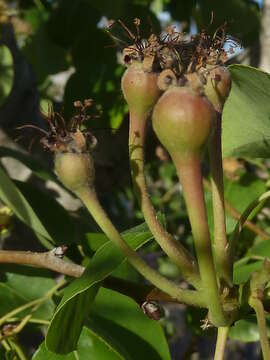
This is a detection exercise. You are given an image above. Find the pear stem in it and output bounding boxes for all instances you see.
[208,113,232,286]
[173,154,228,326]
[214,327,229,360]
[249,296,270,360]
[75,186,206,307]
[129,109,201,289]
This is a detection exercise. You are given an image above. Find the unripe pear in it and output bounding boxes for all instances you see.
[121,62,160,114]
[152,86,215,160]
[54,152,95,192]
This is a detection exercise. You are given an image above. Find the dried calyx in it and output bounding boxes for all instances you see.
[39,100,98,192]
[39,99,97,154]
[108,19,236,98]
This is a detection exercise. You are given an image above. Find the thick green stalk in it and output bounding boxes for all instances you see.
[249,296,270,360]
[208,114,232,286]
[173,154,227,326]
[76,186,205,308]
[214,327,229,360]
[129,109,201,289]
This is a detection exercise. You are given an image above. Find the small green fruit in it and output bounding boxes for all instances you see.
[54,152,95,192]
[121,62,160,114]
[152,86,215,159]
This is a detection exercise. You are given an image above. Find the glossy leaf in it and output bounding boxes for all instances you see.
[89,288,172,360]
[223,65,270,158]
[46,221,155,354]
[33,327,124,359]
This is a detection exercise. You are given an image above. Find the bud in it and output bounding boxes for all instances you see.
[141,301,165,320]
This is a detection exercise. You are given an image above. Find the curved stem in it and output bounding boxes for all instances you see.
[214,327,229,360]
[208,114,231,286]
[76,186,206,308]
[129,110,201,289]
[173,154,227,326]
[249,296,270,360]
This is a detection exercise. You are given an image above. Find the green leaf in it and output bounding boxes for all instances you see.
[85,232,108,252]
[233,260,263,285]
[33,327,124,359]
[0,165,52,242]
[249,240,270,259]
[0,44,14,106]
[229,315,270,342]
[224,173,266,214]
[222,65,270,158]
[46,221,155,354]
[89,288,172,360]
[0,146,57,183]
[230,190,270,283]
[0,269,56,321]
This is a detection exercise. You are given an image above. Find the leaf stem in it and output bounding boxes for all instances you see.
[173,154,227,326]
[249,296,270,360]
[129,110,201,289]
[76,186,206,307]
[214,327,229,360]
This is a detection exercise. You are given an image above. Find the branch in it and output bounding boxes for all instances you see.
[0,248,84,277]
[0,249,188,305]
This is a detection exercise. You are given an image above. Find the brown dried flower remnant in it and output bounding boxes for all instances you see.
[19,99,98,154]
[107,18,238,79]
